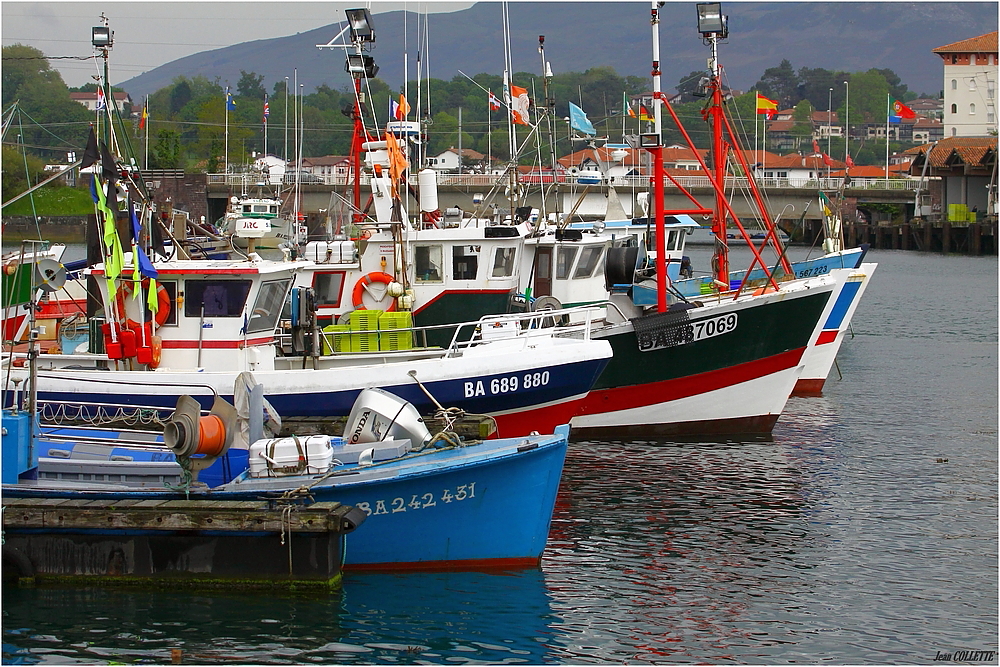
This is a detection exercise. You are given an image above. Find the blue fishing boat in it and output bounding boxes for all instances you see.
[3,387,570,571]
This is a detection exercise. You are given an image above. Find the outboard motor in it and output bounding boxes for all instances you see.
[343,388,432,449]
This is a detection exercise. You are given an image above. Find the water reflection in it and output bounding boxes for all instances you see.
[2,570,558,665]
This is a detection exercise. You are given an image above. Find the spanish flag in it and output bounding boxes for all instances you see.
[756,93,778,116]
[139,104,148,130]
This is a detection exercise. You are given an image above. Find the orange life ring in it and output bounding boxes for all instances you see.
[116,280,171,328]
[352,272,397,311]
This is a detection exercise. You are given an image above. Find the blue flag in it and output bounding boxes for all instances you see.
[226,88,236,111]
[569,101,597,136]
[129,202,159,280]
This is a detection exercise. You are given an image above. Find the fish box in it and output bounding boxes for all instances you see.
[249,435,338,477]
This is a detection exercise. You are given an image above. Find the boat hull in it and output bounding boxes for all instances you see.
[6,426,570,570]
[571,275,837,437]
[793,262,877,395]
[24,337,611,439]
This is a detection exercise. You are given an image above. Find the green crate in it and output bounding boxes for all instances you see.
[378,311,413,351]
[349,309,382,332]
[321,324,351,354]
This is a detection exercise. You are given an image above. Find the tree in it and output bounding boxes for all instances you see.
[237,70,266,99]
[791,99,816,144]
[150,129,181,168]
[674,69,709,104]
[755,59,799,109]
[169,79,193,115]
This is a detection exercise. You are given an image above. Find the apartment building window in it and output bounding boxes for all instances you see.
[970,103,976,115]
[969,78,977,91]
[988,112,996,124]
[951,79,957,90]
[971,54,977,65]
[951,104,958,114]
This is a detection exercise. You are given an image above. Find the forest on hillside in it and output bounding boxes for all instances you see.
[4,41,929,186]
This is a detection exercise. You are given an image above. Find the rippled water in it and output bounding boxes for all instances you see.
[3,249,997,665]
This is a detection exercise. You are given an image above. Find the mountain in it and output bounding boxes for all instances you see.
[117,2,998,100]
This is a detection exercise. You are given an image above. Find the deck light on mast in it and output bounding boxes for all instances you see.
[696,3,727,38]
[345,8,375,43]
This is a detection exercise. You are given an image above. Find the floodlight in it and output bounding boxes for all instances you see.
[345,8,375,43]
[92,26,112,48]
[639,134,661,148]
[345,53,379,78]
[696,3,726,36]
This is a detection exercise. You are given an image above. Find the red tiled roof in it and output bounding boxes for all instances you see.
[932,32,998,54]
[912,137,997,167]
[810,111,840,124]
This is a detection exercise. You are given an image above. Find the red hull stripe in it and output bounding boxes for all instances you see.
[161,337,273,349]
[792,378,826,395]
[579,347,805,416]
[815,330,839,345]
[413,289,512,315]
[491,399,580,439]
[344,556,539,572]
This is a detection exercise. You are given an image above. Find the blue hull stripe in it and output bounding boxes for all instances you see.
[36,359,609,419]
[822,280,862,330]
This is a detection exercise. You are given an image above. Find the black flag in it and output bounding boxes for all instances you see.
[80,126,100,169]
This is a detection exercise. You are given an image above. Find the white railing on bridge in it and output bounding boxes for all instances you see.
[206,172,923,192]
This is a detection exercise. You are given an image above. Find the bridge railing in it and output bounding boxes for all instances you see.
[205,172,924,192]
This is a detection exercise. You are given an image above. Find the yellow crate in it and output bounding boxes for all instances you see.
[321,324,351,355]
[378,311,413,351]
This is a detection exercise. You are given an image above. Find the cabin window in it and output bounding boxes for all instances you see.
[247,279,291,334]
[184,280,252,318]
[452,246,479,280]
[312,271,346,307]
[573,246,604,279]
[414,245,443,282]
[556,246,578,280]
[666,230,678,251]
[491,247,516,278]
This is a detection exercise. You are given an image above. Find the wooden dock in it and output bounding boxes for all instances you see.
[799,219,998,255]
[2,496,366,590]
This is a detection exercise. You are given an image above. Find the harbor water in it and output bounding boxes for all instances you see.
[3,247,997,665]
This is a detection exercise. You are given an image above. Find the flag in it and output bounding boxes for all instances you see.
[81,126,100,169]
[823,153,833,166]
[226,88,236,111]
[755,93,778,116]
[568,101,597,136]
[846,155,855,168]
[385,130,409,183]
[510,85,530,125]
[623,92,635,118]
[263,97,269,123]
[138,104,148,130]
[819,191,833,216]
[638,105,654,122]
[489,90,501,111]
[812,139,821,155]
[389,98,399,120]
[95,87,106,111]
[891,98,916,120]
[396,94,410,120]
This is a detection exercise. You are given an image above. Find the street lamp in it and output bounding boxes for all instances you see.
[844,80,850,167]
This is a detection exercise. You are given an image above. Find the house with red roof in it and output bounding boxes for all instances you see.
[70,91,132,113]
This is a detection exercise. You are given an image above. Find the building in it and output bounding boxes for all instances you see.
[299,156,352,183]
[932,32,998,137]
[427,147,487,172]
[908,137,997,218]
[70,91,132,112]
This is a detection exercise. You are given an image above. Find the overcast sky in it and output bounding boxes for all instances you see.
[2,1,477,89]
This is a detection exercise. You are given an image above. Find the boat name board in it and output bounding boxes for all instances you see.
[355,482,477,517]
[634,311,738,353]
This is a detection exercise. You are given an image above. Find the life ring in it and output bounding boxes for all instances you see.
[352,272,397,311]
[116,280,171,328]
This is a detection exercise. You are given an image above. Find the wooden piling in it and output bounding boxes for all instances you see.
[901,223,911,251]
[942,220,952,254]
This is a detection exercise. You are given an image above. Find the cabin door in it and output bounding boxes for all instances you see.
[534,247,553,297]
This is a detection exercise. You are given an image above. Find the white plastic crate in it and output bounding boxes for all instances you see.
[248,435,336,477]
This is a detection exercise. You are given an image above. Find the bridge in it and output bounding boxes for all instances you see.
[205,172,923,227]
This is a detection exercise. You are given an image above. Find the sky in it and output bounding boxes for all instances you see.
[2,1,477,89]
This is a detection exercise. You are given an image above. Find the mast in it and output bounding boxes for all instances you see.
[648,2,667,313]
